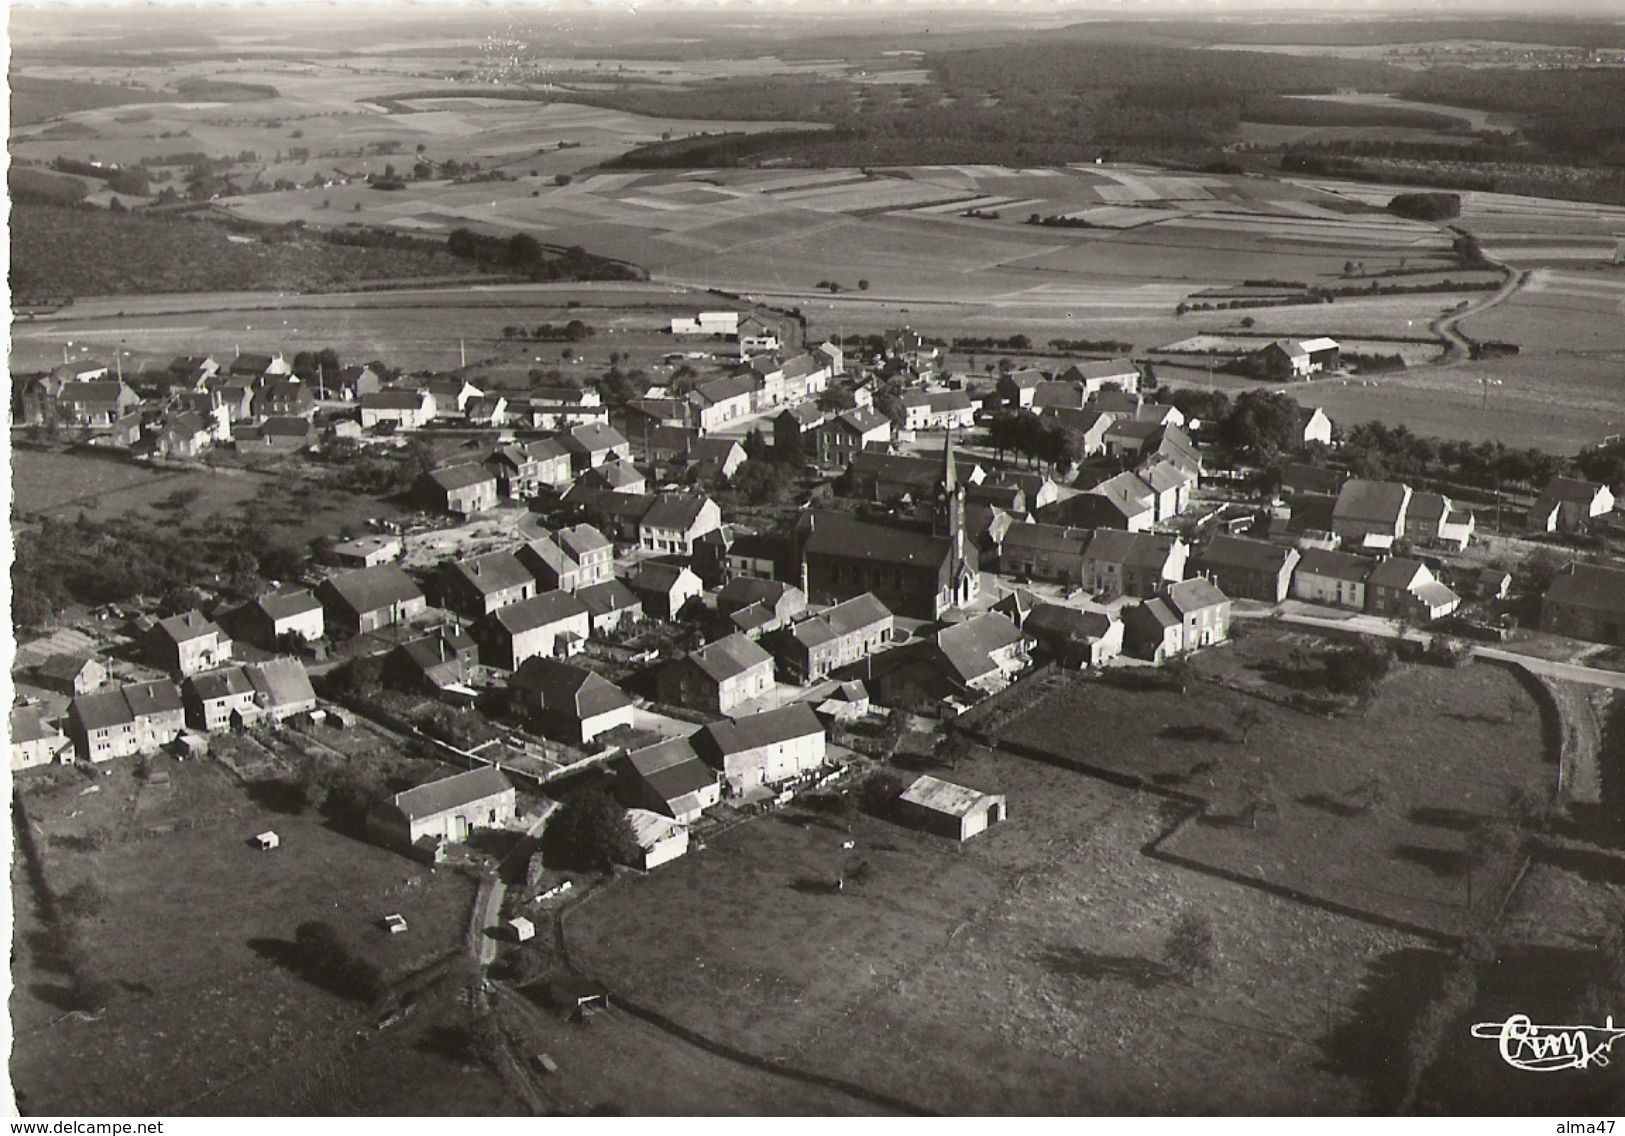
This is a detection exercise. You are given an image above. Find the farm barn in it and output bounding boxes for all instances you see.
[897,775,1007,842]
[367,766,517,854]
[1256,337,1341,380]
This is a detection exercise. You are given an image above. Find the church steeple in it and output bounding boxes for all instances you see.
[935,428,965,557]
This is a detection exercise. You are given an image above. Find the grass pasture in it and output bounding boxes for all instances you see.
[565,747,1431,1114]
[996,643,1550,938]
[11,757,480,1115]
[10,446,273,524]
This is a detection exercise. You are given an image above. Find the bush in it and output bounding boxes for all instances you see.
[1387,192,1462,222]
[293,920,387,1002]
[1322,638,1393,697]
[1164,911,1218,982]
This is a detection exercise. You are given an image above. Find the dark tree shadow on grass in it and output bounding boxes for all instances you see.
[1409,806,1492,833]
[415,1024,474,1063]
[29,982,85,1012]
[1441,711,1505,727]
[1152,771,1190,787]
[1247,661,1325,693]
[1159,724,1231,744]
[246,778,309,815]
[788,877,842,896]
[1319,946,1454,1111]
[247,937,374,1003]
[1043,948,1172,990]
[1393,843,1468,877]
[1298,792,1364,818]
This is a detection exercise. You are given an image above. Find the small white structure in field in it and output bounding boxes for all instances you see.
[508,916,537,943]
[384,913,409,935]
[252,831,280,851]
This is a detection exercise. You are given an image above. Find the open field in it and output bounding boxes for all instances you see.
[566,745,1433,1114]
[11,446,274,523]
[11,756,482,1115]
[999,641,1550,937]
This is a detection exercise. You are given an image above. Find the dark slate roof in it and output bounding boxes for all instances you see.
[255,588,322,621]
[1064,358,1140,382]
[397,627,476,674]
[321,565,424,614]
[447,551,534,597]
[937,612,1023,684]
[1025,603,1116,642]
[719,576,797,612]
[36,653,98,682]
[834,407,889,434]
[156,610,224,645]
[1367,556,1429,590]
[1281,462,1345,496]
[699,702,823,756]
[11,705,61,745]
[1195,534,1296,573]
[693,374,756,405]
[1087,471,1156,516]
[186,666,255,701]
[566,421,629,453]
[1295,548,1376,583]
[426,463,495,492]
[1084,530,1179,571]
[577,579,641,617]
[802,512,954,570]
[390,766,513,820]
[1545,563,1625,615]
[71,688,134,730]
[1541,475,1608,504]
[684,633,772,684]
[1333,479,1409,526]
[1003,522,1090,556]
[623,738,717,804]
[641,493,713,532]
[628,560,695,595]
[122,679,183,717]
[490,591,590,635]
[362,388,429,410]
[511,657,631,718]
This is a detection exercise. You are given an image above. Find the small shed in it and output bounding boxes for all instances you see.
[897,775,1006,842]
[252,831,280,851]
[508,916,537,943]
[384,913,409,935]
[545,976,611,1022]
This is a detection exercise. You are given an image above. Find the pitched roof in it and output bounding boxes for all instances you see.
[900,774,999,817]
[185,666,255,701]
[511,657,631,718]
[1166,577,1229,615]
[566,421,629,453]
[1334,479,1409,526]
[577,579,641,617]
[1137,459,1193,494]
[1064,358,1140,382]
[35,653,99,682]
[936,612,1023,684]
[1024,603,1116,642]
[156,610,223,645]
[320,565,424,614]
[641,492,713,532]
[1407,492,1452,524]
[490,591,590,634]
[254,588,322,622]
[71,688,134,730]
[1546,562,1625,614]
[11,704,62,746]
[833,407,890,435]
[122,679,183,717]
[245,657,317,709]
[1281,462,1345,496]
[1196,534,1296,573]
[1087,471,1156,517]
[1132,596,1179,630]
[1295,548,1376,583]
[683,633,773,684]
[1540,475,1608,504]
[802,512,955,570]
[447,551,533,597]
[699,703,823,756]
[1003,521,1090,556]
[1367,556,1429,590]
[426,463,495,492]
[822,592,893,636]
[361,388,429,410]
[389,766,513,820]
[1414,581,1460,609]
[692,374,756,406]
[558,523,611,560]
[628,560,697,595]
[396,626,476,674]
[622,737,717,807]
[1084,530,1179,571]
[719,576,797,612]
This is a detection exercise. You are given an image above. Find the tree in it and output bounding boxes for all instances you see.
[742,428,771,462]
[857,279,870,291]
[1237,763,1277,830]
[1464,822,1520,910]
[1322,638,1392,700]
[542,786,638,873]
[1164,911,1218,983]
[878,708,912,758]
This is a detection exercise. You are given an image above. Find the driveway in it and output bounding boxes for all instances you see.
[475,803,558,968]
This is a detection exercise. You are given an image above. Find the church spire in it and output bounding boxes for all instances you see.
[942,424,957,495]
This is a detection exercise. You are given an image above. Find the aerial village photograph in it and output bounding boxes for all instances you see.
[5,0,1625,1124]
